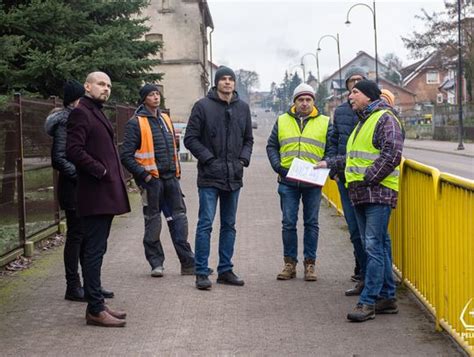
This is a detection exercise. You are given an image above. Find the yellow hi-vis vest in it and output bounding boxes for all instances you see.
[134,113,180,178]
[345,109,401,191]
[278,108,329,168]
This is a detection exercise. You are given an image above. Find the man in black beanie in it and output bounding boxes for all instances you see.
[185,66,253,290]
[121,84,195,278]
[328,67,368,294]
[214,66,236,86]
[317,78,404,322]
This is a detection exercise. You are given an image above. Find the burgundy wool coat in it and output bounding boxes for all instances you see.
[66,96,130,217]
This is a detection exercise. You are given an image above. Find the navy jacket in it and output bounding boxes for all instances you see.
[328,100,359,182]
[184,88,254,191]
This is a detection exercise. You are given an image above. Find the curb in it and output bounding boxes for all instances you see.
[404,145,474,159]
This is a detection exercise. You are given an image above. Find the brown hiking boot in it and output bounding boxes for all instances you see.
[304,259,317,281]
[277,257,296,280]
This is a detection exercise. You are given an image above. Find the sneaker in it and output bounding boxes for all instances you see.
[151,266,164,277]
[375,298,399,314]
[345,281,364,296]
[347,303,375,322]
[216,270,245,286]
[195,275,212,290]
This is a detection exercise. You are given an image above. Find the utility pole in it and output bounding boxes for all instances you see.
[457,0,464,150]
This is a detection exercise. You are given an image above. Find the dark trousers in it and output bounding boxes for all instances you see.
[81,214,114,315]
[143,177,192,269]
[64,209,84,288]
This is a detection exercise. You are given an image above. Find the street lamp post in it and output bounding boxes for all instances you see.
[457,0,464,150]
[317,33,343,103]
[345,1,379,84]
[300,53,318,84]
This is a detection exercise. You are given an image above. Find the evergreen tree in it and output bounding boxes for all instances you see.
[288,72,302,100]
[0,0,162,103]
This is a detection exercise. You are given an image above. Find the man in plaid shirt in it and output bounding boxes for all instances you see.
[317,79,404,322]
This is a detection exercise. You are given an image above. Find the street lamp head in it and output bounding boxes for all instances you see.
[345,20,351,26]
[317,47,322,52]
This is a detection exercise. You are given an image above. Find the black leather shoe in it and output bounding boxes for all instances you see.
[216,271,245,286]
[345,281,364,296]
[65,286,85,302]
[100,287,114,299]
[195,275,212,290]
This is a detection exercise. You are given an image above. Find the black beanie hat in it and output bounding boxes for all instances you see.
[63,80,85,107]
[214,66,236,86]
[353,79,381,102]
[139,83,160,104]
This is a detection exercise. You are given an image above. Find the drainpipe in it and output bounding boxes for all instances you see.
[209,27,214,90]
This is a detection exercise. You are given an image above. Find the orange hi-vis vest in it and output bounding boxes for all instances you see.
[134,113,181,178]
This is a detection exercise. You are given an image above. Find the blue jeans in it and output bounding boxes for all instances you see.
[337,180,366,277]
[278,183,322,262]
[354,203,396,305]
[195,187,240,275]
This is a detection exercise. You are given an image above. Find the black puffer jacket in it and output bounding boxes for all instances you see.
[120,105,178,183]
[184,88,254,191]
[44,107,77,210]
[328,100,359,182]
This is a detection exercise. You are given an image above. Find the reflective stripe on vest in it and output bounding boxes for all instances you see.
[277,112,329,169]
[134,114,181,178]
[345,109,401,191]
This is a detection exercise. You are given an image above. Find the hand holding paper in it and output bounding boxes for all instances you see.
[286,158,330,186]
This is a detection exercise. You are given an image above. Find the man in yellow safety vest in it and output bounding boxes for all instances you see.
[266,83,335,282]
[317,79,404,322]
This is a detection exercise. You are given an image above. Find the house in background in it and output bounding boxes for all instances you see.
[321,50,392,97]
[142,0,214,122]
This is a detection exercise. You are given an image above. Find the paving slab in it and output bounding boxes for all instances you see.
[0,126,465,356]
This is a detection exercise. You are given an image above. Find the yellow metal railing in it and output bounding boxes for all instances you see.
[322,159,474,356]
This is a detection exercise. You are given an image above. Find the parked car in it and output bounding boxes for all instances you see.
[265,108,271,112]
[251,111,258,117]
[252,119,258,129]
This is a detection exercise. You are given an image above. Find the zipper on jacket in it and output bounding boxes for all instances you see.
[224,104,231,187]
[156,116,172,173]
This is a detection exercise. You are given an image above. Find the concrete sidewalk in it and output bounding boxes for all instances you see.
[404,139,474,158]
[0,129,464,356]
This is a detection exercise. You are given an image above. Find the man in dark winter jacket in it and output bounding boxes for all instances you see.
[328,66,368,296]
[184,66,254,290]
[266,83,335,282]
[45,80,85,301]
[120,84,194,277]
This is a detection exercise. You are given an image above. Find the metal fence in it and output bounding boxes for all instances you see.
[322,160,474,356]
[0,94,135,259]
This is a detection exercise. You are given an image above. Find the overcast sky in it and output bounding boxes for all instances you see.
[207,0,448,91]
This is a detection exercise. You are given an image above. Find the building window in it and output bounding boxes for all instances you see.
[426,71,439,84]
[145,33,163,60]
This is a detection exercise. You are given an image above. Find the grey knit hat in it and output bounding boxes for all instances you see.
[345,66,368,90]
[292,83,315,102]
[214,66,236,86]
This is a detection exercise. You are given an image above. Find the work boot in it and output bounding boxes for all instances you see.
[303,259,317,281]
[347,303,375,322]
[216,270,245,286]
[345,281,364,296]
[277,257,296,280]
[375,298,399,314]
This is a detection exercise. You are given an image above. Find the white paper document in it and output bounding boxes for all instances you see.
[286,158,330,186]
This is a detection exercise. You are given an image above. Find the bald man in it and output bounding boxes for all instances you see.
[67,71,130,327]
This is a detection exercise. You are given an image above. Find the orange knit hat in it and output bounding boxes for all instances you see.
[380,89,395,106]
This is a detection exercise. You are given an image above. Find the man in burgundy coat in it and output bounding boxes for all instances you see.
[66,71,130,327]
